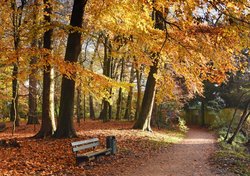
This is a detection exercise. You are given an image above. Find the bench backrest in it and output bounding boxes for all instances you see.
[71,138,99,153]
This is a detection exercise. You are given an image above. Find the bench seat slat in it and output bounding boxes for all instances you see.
[73,141,99,152]
[77,148,111,159]
[71,138,99,147]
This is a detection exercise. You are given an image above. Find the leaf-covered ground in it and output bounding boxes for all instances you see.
[0,120,183,176]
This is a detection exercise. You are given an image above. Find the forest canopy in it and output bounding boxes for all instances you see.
[0,0,249,134]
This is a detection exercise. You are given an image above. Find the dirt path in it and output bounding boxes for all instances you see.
[121,127,233,176]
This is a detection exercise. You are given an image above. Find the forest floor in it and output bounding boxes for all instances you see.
[0,120,237,176]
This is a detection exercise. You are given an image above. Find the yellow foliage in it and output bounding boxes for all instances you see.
[0,0,249,103]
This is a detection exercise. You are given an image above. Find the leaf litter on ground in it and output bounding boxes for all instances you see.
[0,120,184,176]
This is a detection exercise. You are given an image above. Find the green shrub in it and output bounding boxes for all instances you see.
[178,117,189,133]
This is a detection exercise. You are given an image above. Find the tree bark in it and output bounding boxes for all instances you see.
[88,61,95,120]
[10,0,26,128]
[133,60,158,131]
[76,87,82,124]
[224,92,249,140]
[200,99,206,127]
[27,0,39,125]
[227,100,250,144]
[54,0,87,138]
[89,95,95,119]
[27,58,39,124]
[135,69,142,120]
[124,64,135,120]
[116,59,125,120]
[10,64,19,127]
[34,0,56,138]
[83,94,86,121]
[133,7,164,131]
[99,36,111,122]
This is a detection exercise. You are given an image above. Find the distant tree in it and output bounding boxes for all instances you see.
[227,99,250,144]
[10,0,27,130]
[124,64,135,120]
[27,0,39,125]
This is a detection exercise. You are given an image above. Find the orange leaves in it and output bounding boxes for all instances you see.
[0,0,248,105]
[0,120,182,176]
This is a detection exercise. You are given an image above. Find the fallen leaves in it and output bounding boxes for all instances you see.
[0,120,183,176]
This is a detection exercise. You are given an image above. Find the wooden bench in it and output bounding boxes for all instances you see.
[71,137,116,165]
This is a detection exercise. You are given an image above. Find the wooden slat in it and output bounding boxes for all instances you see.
[71,138,99,147]
[72,141,99,152]
[77,148,111,158]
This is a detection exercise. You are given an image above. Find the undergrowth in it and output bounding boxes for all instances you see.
[211,126,250,175]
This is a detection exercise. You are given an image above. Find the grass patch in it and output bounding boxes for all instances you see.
[211,129,250,175]
[213,142,250,176]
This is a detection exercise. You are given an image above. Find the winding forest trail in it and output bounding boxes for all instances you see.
[122,127,233,176]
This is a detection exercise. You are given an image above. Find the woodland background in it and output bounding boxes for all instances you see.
[0,0,249,175]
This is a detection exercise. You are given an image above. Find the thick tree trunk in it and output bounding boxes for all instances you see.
[34,0,56,138]
[133,60,158,131]
[54,0,87,138]
[133,7,164,130]
[124,64,135,120]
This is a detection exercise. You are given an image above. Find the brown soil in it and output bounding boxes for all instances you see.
[121,127,235,176]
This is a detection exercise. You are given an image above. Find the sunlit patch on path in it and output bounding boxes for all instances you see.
[122,128,236,176]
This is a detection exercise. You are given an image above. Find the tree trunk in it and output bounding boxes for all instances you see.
[34,0,56,138]
[89,58,96,119]
[27,0,39,125]
[200,99,206,127]
[54,0,87,138]
[83,94,86,121]
[10,64,19,127]
[116,59,125,120]
[99,36,111,122]
[108,102,112,120]
[133,60,158,131]
[227,100,250,144]
[10,0,26,128]
[152,102,162,128]
[99,100,109,122]
[135,69,142,120]
[224,92,248,140]
[124,64,135,120]
[133,7,164,130]
[27,59,39,124]
[89,95,95,119]
[76,87,82,124]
